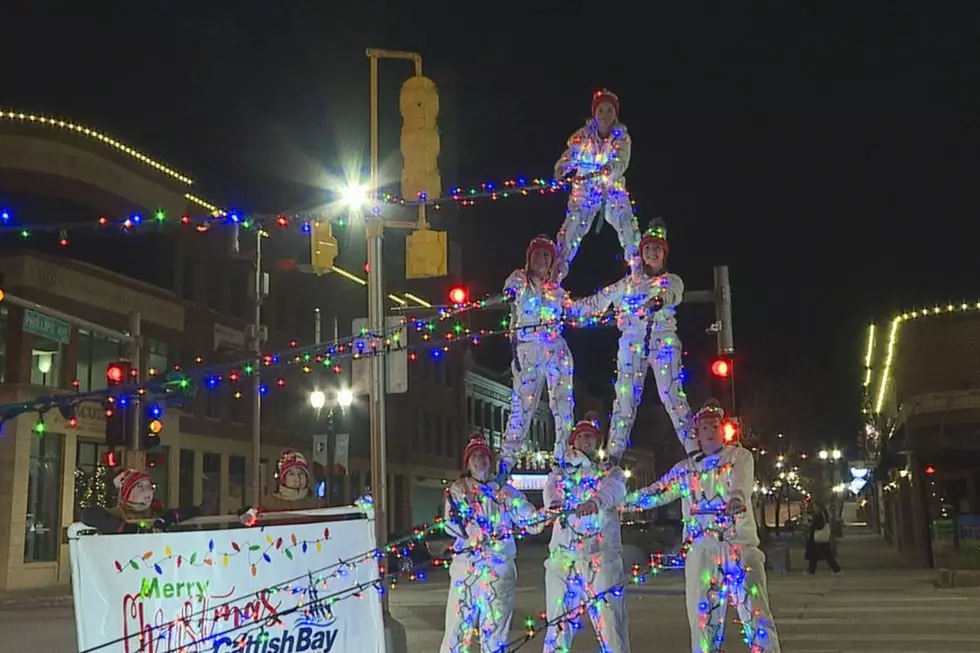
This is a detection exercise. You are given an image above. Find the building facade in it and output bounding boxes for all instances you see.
[862,305,980,567]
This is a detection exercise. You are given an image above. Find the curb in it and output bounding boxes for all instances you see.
[0,595,72,609]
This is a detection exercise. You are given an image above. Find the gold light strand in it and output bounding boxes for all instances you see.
[0,110,194,185]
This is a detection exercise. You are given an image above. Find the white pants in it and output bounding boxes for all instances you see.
[684,542,781,653]
[441,556,518,653]
[543,553,631,653]
[501,340,575,468]
[609,332,697,458]
[557,183,638,268]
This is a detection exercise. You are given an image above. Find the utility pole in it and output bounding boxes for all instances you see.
[127,311,142,469]
[249,229,268,506]
[366,47,420,652]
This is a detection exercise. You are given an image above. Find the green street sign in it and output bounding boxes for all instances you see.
[22,309,71,344]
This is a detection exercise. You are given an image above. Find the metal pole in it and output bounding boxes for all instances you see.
[327,406,335,504]
[714,265,734,354]
[314,308,321,344]
[367,51,390,615]
[251,229,263,506]
[128,312,141,461]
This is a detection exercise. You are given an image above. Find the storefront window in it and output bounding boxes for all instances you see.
[202,453,221,515]
[179,449,195,507]
[229,456,246,512]
[146,338,169,374]
[25,433,63,563]
[76,329,123,392]
[29,334,63,388]
[74,442,113,520]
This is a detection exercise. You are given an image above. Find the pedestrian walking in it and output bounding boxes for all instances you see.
[806,505,842,574]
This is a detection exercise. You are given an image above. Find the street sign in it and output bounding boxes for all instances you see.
[352,317,408,394]
[23,308,71,344]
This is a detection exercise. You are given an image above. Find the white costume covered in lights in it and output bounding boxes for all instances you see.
[555,89,638,268]
[441,435,544,653]
[572,219,697,458]
[499,235,580,472]
[626,400,781,653]
[542,414,630,653]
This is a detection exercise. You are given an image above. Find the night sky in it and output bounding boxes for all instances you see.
[3,3,979,448]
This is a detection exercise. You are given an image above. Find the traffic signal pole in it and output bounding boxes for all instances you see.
[366,47,415,653]
[685,265,736,411]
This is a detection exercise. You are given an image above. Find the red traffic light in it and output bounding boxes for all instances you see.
[711,359,731,379]
[925,466,936,475]
[107,364,126,384]
[722,420,737,442]
[449,286,468,304]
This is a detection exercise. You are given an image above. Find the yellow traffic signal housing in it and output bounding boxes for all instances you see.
[406,228,447,279]
[399,76,441,201]
[311,222,338,274]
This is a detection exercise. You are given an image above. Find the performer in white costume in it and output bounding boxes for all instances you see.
[571,219,697,459]
[554,89,638,268]
[626,400,781,653]
[499,234,577,474]
[441,434,545,653]
[542,413,630,653]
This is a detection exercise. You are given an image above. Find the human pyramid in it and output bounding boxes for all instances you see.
[440,91,782,653]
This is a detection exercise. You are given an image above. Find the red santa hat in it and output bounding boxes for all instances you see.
[277,449,309,481]
[591,89,620,117]
[462,433,492,468]
[525,235,558,280]
[694,399,725,423]
[569,411,602,450]
[639,218,669,260]
[114,468,152,506]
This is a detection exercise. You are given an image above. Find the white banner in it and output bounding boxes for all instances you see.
[69,509,384,653]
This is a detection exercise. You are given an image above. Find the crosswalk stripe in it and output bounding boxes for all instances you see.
[780,633,980,643]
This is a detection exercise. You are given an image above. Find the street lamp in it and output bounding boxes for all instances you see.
[818,449,829,460]
[309,389,326,411]
[341,183,368,210]
[337,387,354,409]
[831,448,842,460]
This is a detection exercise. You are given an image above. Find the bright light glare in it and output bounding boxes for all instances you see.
[309,390,326,410]
[341,184,368,209]
[337,388,354,408]
[831,449,842,460]
[818,449,829,460]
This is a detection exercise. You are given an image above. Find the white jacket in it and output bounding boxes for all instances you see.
[503,269,572,344]
[543,455,627,557]
[571,270,684,338]
[627,445,759,547]
[443,477,543,561]
[554,121,632,188]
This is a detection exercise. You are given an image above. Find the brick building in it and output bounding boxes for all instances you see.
[863,303,980,566]
[0,111,464,590]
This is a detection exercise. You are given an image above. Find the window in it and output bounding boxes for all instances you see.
[76,329,123,393]
[202,453,221,515]
[146,449,169,503]
[201,386,219,419]
[230,389,247,424]
[229,456,246,512]
[208,266,224,312]
[146,338,169,374]
[179,449,195,507]
[29,333,63,388]
[0,306,7,382]
[74,441,113,521]
[25,432,63,562]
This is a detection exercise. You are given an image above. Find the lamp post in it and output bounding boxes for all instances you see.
[310,388,353,503]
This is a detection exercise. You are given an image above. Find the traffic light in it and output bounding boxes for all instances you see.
[722,418,740,443]
[711,358,731,379]
[401,75,448,280]
[141,403,164,451]
[399,75,441,201]
[105,360,133,447]
[311,222,338,274]
[449,285,468,305]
